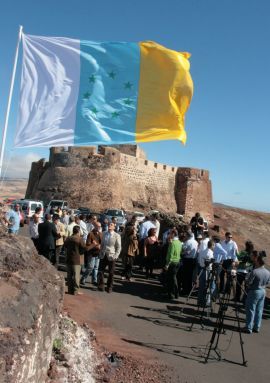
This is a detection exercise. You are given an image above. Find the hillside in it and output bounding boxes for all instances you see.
[213,204,270,261]
[0,178,28,202]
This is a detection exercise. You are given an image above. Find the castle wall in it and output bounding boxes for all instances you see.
[119,154,177,211]
[25,145,214,222]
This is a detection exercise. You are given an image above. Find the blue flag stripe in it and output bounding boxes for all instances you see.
[74,41,140,145]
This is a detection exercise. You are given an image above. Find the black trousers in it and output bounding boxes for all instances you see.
[145,255,154,277]
[98,257,116,289]
[123,255,134,279]
[31,238,40,252]
[40,246,55,263]
[182,258,196,294]
[167,263,179,298]
[219,259,233,293]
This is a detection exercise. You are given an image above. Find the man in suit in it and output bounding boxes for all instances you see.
[53,214,66,268]
[38,213,58,262]
[98,222,121,293]
[64,225,90,295]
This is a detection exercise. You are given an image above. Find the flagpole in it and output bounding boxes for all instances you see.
[0,25,23,178]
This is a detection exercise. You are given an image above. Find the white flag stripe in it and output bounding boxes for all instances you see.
[15,34,80,148]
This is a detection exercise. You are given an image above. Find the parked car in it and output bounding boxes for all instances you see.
[132,211,145,223]
[78,207,91,215]
[148,210,160,216]
[103,209,127,227]
[11,199,44,223]
[45,200,68,214]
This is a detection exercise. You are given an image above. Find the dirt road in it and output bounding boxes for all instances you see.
[64,264,270,383]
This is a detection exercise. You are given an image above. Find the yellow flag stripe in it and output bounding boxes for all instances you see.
[136,41,193,144]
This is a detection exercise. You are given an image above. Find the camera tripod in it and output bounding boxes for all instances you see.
[188,265,219,331]
[204,274,248,366]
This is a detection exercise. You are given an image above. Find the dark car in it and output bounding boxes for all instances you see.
[78,207,91,215]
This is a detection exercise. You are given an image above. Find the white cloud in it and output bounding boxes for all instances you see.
[3,152,42,178]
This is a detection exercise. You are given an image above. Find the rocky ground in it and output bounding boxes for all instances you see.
[46,310,173,383]
[46,314,96,383]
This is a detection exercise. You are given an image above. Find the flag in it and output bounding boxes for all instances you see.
[15,33,193,148]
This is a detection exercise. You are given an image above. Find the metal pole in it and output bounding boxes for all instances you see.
[0,25,23,178]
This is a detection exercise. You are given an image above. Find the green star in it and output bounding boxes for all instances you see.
[111,111,120,118]
[108,70,116,79]
[124,98,132,105]
[91,107,98,115]
[124,81,133,90]
[89,74,96,83]
[83,92,91,99]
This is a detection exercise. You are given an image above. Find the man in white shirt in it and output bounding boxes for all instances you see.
[75,215,88,242]
[60,209,70,227]
[66,216,77,237]
[151,214,160,238]
[200,232,210,252]
[197,234,209,269]
[86,214,97,233]
[29,213,40,251]
[138,216,155,269]
[98,223,121,293]
[220,232,238,293]
[182,231,198,294]
[221,232,238,261]
[197,240,214,306]
[139,216,155,241]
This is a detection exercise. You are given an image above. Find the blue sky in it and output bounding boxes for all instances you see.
[0,0,269,211]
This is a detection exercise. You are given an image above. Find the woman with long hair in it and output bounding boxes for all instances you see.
[144,227,158,278]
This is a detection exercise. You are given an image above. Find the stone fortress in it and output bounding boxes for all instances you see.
[25,145,214,222]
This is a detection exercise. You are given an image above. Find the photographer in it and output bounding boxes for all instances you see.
[244,251,270,334]
[234,241,254,302]
[197,240,214,307]
[190,212,204,240]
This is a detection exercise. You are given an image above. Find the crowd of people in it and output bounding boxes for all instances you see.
[1,204,270,334]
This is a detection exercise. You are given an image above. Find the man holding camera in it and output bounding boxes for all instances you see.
[190,212,205,240]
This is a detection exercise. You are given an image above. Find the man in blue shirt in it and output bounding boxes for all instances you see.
[5,204,21,234]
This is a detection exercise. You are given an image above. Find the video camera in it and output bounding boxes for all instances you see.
[241,255,250,263]
[204,258,214,268]
[259,250,267,258]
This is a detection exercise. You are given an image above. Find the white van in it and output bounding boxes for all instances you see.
[12,199,44,222]
[46,200,68,214]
